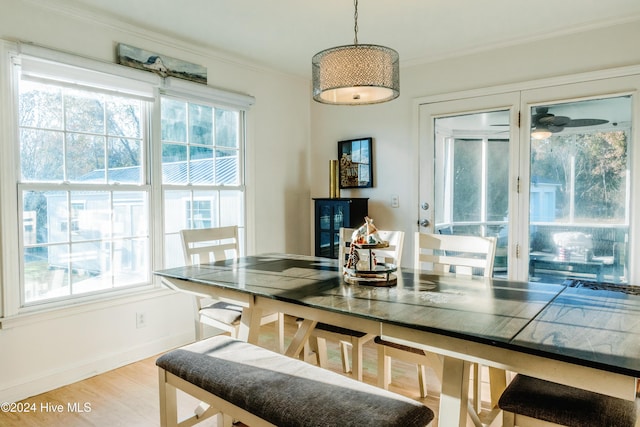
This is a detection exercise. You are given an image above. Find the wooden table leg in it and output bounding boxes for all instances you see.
[285,318,318,358]
[489,367,508,408]
[238,304,263,344]
[439,356,471,427]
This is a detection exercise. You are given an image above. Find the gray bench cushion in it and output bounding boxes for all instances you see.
[498,374,638,427]
[156,336,433,427]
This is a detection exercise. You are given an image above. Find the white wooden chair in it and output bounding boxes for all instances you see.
[308,227,405,381]
[376,232,503,411]
[180,226,285,352]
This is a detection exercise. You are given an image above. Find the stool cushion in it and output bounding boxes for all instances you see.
[315,322,369,338]
[498,374,638,427]
[199,301,242,325]
[374,336,427,355]
[157,336,433,427]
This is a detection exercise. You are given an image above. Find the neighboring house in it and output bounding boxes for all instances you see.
[529,177,560,223]
[43,157,237,274]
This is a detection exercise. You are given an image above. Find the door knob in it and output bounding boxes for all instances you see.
[418,219,430,227]
[421,202,430,211]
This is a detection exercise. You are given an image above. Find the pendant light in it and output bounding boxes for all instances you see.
[312,0,399,105]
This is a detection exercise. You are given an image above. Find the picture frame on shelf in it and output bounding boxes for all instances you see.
[338,137,373,188]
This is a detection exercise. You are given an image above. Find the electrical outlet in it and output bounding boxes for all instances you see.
[391,195,399,208]
[136,312,147,328]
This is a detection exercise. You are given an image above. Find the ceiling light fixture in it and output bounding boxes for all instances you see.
[531,126,553,140]
[312,0,399,105]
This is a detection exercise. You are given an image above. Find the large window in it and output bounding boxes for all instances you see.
[161,96,245,268]
[3,47,251,311]
[18,78,150,305]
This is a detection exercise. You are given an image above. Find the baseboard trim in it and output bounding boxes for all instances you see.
[0,331,193,403]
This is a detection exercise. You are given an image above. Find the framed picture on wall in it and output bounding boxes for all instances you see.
[338,137,373,188]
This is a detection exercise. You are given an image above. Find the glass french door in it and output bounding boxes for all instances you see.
[419,74,639,283]
[419,93,520,278]
[520,79,636,284]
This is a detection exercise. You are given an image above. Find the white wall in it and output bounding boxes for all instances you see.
[310,20,640,265]
[0,0,310,402]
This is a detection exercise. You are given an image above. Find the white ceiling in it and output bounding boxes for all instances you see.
[52,0,640,78]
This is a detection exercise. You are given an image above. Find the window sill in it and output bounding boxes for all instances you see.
[0,287,176,330]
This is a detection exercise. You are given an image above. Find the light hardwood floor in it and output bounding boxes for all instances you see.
[1,315,499,427]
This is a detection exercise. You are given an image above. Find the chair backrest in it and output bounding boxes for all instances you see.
[338,227,405,271]
[414,232,496,277]
[180,226,239,266]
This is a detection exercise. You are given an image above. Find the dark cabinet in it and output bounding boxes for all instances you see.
[313,198,368,258]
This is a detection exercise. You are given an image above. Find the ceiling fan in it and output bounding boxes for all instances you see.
[491,106,610,139]
[531,107,609,134]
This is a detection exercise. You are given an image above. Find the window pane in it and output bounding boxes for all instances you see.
[69,191,109,241]
[220,191,244,227]
[188,199,213,229]
[108,137,142,184]
[65,89,104,134]
[189,146,214,185]
[164,190,191,233]
[188,191,218,228]
[67,134,106,182]
[216,149,239,185]
[487,139,509,221]
[107,98,141,138]
[114,193,149,237]
[529,96,630,284]
[20,129,64,181]
[164,232,183,268]
[113,238,149,288]
[453,139,481,222]
[215,109,239,148]
[19,80,63,129]
[24,245,70,302]
[161,98,187,142]
[163,189,227,231]
[189,103,213,146]
[25,191,67,245]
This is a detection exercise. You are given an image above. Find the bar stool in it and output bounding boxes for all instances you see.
[498,374,638,427]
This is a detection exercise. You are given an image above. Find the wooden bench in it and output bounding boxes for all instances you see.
[156,335,434,427]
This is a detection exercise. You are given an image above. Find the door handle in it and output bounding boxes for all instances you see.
[418,219,430,227]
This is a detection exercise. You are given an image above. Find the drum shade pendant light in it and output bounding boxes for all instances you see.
[312,0,399,105]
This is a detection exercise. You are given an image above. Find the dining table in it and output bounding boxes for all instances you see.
[154,253,640,427]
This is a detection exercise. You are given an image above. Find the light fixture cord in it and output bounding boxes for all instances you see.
[353,0,359,45]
